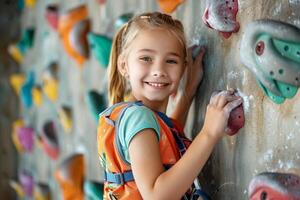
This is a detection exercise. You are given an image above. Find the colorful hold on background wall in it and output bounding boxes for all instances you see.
[2,0,300,199]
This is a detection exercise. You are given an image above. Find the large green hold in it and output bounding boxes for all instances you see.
[86,90,107,120]
[87,33,112,68]
[84,181,104,200]
[240,19,300,104]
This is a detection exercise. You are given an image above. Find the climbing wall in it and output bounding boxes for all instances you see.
[3,0,300,200]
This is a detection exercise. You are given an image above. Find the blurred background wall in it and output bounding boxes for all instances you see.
[0,0,299,199]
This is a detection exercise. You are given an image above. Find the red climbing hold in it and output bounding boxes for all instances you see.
[45,4,59,30]
[227,104,245,136]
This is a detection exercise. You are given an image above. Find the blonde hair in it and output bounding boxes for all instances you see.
[108,12,187,105]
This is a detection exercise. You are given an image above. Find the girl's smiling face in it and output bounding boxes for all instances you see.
[118,28,186,111]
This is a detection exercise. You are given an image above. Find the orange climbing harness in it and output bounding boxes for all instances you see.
[97,101,210,200]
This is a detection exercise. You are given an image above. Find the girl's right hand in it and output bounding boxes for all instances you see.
[202,89,243,139]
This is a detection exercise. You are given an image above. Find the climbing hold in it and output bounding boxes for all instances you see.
[42,62,59,102]
[86,90,107,121]
[227,104,245,136]
[34,183,51,200]
[9,74,25,95]
[87,33,112,68]
[12,120,25,153]
[20,71,35,108]
[9,180,25,198]
[202,0,239,39]
[16,126,35,153]
[97,0,106,5]
[157,0,185,14]
[114,13,134,31]
[58,5,90,66]
[10,171,34,199]
[39,121,60,160]
[57,105,73,133]
[55,153,85,200]
[45,4,59,30]
[240,19,300,104]
[25,0,36,8]
[32,85,43,107]
[17,0,25,11]
[249,172,300,200]
[20,170,34,198]
[8,28,35,63]
[84,180,104,200]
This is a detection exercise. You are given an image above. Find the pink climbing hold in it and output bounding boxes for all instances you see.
[202,0,239,39]
[249,172,300,200]
[227,104,245,136]
[97,0,106,5]
[45,4,59,30]
[40,121,60,160]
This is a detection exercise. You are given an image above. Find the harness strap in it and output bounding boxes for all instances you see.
[156,111,187,156]
[192,189,211,200]
[103,102,211,200]
[104,171,134,185]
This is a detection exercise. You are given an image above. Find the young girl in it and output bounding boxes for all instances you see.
[97,12,243,200]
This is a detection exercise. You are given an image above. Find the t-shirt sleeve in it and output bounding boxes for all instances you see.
[118,105,160,163]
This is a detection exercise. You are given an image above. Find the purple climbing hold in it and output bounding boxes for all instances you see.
[20,170,34,198]
[17,126,35,153]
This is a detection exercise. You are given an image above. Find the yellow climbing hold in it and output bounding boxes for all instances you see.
[8,45,24,64]
[9,180,25,198]
[58,106,73,133]
[43,79,59,102]
[25,0,36,8]
[32,86,43,107]
[10,74,26,95]
[12,120,25,153]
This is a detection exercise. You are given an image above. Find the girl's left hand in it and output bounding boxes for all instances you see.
[185,45,206,98]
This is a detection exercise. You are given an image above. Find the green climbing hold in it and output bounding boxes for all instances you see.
[276,81,298,99]
[258,80,285,104]
[86,90,107,120]
[114,13,134,31]
[87,33,112,68]
[273,38,300,64]
[84,181,104,200]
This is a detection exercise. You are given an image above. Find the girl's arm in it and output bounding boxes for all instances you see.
[171,46,205,127]
[129,90,243,200]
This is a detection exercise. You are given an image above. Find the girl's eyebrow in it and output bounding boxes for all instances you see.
[138,49,181,57]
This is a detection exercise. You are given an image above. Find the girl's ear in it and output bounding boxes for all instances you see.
[117,55,128,77]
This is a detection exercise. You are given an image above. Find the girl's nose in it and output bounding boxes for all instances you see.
[152,71,166,77]
[151,62,167,77]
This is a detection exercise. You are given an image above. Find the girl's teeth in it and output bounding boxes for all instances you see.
[148,82,165,87]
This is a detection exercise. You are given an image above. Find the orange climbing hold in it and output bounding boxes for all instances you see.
[158,0,185,13]
[58,5,90,66]
[54,154,85,200]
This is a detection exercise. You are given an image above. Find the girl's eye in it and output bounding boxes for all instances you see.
[140,57,152,62]
[166,59,178,64]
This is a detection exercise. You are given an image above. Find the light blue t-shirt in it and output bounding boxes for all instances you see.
[118,105,160,164]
